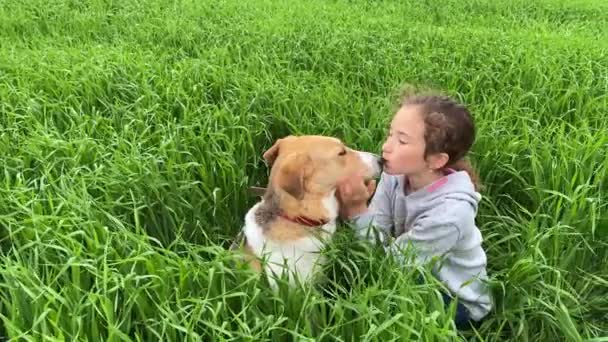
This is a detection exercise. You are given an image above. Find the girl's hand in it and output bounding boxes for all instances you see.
[336,174,376,219]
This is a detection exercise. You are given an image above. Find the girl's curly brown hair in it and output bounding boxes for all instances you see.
[395,87,481,191]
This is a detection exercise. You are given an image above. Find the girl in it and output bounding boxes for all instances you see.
[337,91,493,329]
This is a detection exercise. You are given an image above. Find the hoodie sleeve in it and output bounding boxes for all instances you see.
[349,175,394,245]
[390,206,462,266]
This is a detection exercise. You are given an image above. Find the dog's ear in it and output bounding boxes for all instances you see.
[263,138,283,166]
[263,136,295,166]
[275,153,311,200]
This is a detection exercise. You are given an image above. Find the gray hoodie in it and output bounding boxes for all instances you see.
[350,170,493,321]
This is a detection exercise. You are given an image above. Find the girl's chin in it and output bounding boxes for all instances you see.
[382,164,398,175]
[382,163,406,175]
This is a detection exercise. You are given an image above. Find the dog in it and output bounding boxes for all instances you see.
[230,135,383,289]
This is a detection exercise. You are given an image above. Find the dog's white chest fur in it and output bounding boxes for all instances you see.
[243,195,338,288]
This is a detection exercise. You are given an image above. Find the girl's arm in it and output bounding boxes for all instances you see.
[343,175,395,245]
[391,219,460,266]
[389,201,467,266]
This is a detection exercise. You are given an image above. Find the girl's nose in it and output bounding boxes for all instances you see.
[382,140,391,153]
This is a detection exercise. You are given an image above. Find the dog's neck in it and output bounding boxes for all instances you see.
[261,187,337,226]
[278,212,328,227]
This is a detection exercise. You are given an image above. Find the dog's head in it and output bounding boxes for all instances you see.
[262,135,382,201]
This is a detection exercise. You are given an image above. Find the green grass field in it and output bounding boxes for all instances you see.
[1,0,607,340]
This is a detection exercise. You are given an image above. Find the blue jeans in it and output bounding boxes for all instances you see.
[417,275,481,330]
[441,291,480,330]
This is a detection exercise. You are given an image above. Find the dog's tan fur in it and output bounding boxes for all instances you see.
[231,135,381,287]
[241,243,261,272]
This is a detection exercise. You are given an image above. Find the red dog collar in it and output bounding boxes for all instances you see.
[279,212,328,227]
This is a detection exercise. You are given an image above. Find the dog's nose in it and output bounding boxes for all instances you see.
[357,151,384,175]
[369,153,384,170]
[370,153,384,166]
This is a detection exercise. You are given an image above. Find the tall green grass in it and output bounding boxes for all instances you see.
[1,0,606,340]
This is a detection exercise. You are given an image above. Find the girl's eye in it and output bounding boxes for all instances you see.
[338,149,347,156]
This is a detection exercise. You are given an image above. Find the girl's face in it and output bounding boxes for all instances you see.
[381,105,447,176]
[381,105,428,176]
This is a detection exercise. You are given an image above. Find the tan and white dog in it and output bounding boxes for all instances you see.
[231,135,382,289]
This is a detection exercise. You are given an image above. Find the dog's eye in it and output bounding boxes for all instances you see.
[338,149,347,156]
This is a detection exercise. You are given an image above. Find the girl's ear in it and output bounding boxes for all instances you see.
[427,152,449,171]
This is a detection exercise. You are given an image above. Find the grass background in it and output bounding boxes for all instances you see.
[1,0,607,340]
